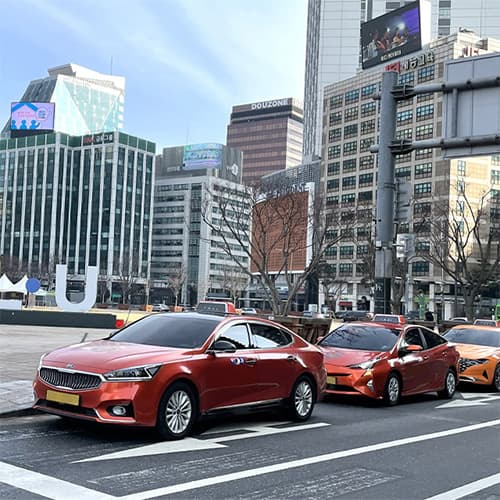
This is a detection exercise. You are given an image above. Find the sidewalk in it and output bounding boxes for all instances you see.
[0,324,110,416]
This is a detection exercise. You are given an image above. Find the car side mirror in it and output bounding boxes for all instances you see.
[399,344,423,356]
[207,339,237,355]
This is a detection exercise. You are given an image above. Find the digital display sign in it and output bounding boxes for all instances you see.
[183,143,223,170]
[10,102,55,131]
[361,1,421,69]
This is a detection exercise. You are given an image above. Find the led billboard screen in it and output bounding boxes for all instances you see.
[361,1,421,69]
[10,102,55,131]
[183,143,223,169]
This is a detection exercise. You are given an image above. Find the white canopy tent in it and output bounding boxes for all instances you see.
[0,274,14,293]
[0,274,28,294]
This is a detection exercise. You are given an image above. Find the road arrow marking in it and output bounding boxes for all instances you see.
[74,421,329,463]
[437,393,499,409]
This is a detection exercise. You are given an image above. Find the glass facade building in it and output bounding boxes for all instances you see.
[0,132,155,296]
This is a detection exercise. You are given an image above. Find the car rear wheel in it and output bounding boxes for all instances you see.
[157,382,197,440]
[383,373,401,406]
[438,369,456,399]
[492,364,500,392]
[287,376,315,421]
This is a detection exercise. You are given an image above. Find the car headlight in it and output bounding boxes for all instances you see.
[103,364,162,381]
[348,359,379,370]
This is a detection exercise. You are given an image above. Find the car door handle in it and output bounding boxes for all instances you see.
[287,355,297,362]
[245,358,257,366]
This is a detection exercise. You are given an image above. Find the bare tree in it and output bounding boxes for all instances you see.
[165,264,187,307]
[116,254,140,305]
[423,190,500,320]
[221,265,248,305]
[202,180,356,316]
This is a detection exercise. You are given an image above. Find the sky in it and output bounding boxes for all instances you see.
[0,0,308,150]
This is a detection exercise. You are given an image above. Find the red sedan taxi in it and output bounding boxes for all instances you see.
[318,322,459,405]
[34,313,325,439]
[443,325,500,390]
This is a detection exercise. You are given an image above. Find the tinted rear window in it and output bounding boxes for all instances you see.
[444,328,500,347]
[110,315,221,348]
[320,324,400,351]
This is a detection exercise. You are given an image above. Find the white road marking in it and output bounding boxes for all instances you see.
[0,461,115,500]
[1,419,498,499]
[76,422,329,462]
[437,393,499,409]
[461,392,498,400]
[425,472,500,500]
[124,419,500,500]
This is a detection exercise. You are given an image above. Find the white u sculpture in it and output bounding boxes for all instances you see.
[55,264,98,312]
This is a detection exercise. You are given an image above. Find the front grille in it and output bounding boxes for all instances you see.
[459,358,486,373]
[38,399,98,417]
[326,384,354,392]
[40,367,102,390]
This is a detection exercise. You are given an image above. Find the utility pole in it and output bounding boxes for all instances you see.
[374,71,398,314]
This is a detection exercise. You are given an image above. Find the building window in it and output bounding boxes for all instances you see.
[327,195,339,206]
[398,72,414,85]
[357,244,369,255]
[457,179,466,193]
[361,83,377,99]
[344,107,359,122]
[397,110,413,124]
[492,170,500,185]
[415,162,432,178]
[359,155,374,170]
[360,137,374,153]
[414,182,432,198]
[416,104,434,121]
[327,178,339,191]
[325,246,337,258]
[345,89,360,104]
[416,241,430,254]
[341,193,356,205]
[358,173,373,186]
[414,201,431,216]
[328,145,341,160]
[492,155,500,166]
[358,190,373,203]
[457,160,466,176]
[395,152,412,164]
[342,176,357,189]
[415,148,433,160]
[329,111,342,126]
[418,65,435,83]
[361,101,376,117]
[490,189,500,203]
[360,119,375,135]
[396,128,412,140]
[344,123,358,138]
[491,207,500,220]
[412,261,430,276]
[328,162,340,175]
[342,158,357,172]
[396,166,411,179]
[328,128,342,143]
[339,263,353,276]
[329,95,343,108]
[343,141,357,155]
[415,124,433,140]
[339,245,354,258]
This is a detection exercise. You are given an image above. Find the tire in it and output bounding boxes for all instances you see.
[383,373,401,406]
[492,364,500,392]
[287,376,315,421]
[438,369,457,399]
[156,382,197,440]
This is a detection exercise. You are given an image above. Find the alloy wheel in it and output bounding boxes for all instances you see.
[294,380,313,417]
[387,376,400,404]
[165,390,193,435]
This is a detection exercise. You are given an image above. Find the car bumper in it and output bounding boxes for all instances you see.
[33,374,159,426]
[324,368,383,400]
[459,364,495,386]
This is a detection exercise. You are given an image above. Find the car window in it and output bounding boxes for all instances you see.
[109,314,221,348]
[401,328,425,348]
[444,328,500,347]
[250,323,292,348]
[218,324,251,349]
[319,324,400,351]
[420,328,447,348]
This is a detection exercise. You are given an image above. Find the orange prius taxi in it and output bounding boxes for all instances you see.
[318,322,459,405]
[33,313,326,439]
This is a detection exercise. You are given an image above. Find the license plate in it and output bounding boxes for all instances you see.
[327,376,337,385]
[46,389,80,406]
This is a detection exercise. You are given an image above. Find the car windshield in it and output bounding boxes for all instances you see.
[444,328,500,347]
[319,324,400,351]
[109,314,222,348]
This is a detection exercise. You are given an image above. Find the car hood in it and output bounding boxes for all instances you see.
[320,346,385,367]
[41,340,195,373]
[453,343,500,359]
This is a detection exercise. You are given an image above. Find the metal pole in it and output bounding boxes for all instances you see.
[374,71,398,314]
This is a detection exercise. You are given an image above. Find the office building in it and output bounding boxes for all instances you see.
[0,131,155,301]
[152,144,249,305]
[226,98,303,184]
[2,63,125,138]
[304,0,500,158]
[321,31,500,317]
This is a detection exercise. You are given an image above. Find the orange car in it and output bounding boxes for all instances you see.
[443,325,500,391]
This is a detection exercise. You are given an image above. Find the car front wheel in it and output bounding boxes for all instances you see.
[383,373,401,406]
[157,382,197,440]
[288,376,315,421]
[493,364,500,392]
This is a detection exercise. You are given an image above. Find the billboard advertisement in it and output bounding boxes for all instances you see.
[10,102,55,131]
[182,143,223,170]
[361,1,421,69]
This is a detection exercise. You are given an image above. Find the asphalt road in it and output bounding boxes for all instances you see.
[0,386,499,500]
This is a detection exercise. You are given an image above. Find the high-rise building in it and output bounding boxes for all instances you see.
[152,144,248,305]
[304,0,500,158]
[226,98,303,184]
[0,131,155,301]
[321,31,500,318]
[2,63,125,138]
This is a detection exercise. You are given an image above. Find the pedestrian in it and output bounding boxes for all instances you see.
[425,310,434,322]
